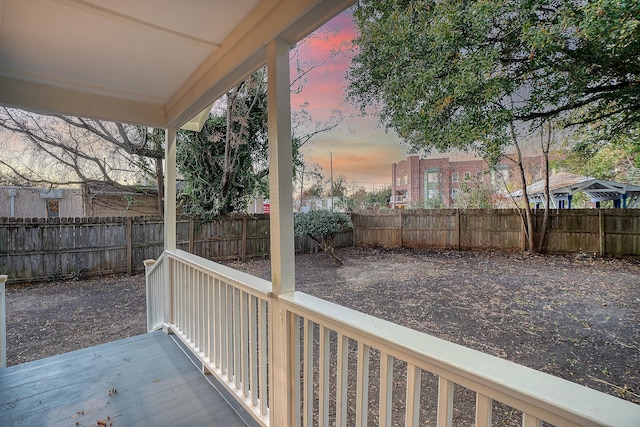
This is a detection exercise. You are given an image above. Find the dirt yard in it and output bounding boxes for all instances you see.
[5,247,640,413]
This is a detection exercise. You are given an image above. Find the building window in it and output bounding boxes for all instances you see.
[396,177,401,186]
[464,172,471,181]
[424,169,441,203]
[452,172,459,182]
[46,200,60,218]
[403,175,408,185]
[451,188,459,198]
[476,171,483,181]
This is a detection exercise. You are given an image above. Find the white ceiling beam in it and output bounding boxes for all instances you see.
[0,75,165,127]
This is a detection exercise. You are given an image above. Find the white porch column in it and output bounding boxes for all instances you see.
[267,39,295,294]
[164,127,177,250]
[267,37,296,427]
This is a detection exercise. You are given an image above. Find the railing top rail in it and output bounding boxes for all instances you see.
[167,249,272,297]
[145,252,165,276]
[279,291,640,427]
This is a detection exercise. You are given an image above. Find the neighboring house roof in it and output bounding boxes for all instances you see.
[512,172,640,207]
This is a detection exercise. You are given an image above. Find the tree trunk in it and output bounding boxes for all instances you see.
[536,121,552,253]
[155,156,164,215]
[153,129,165,215]
[514,139,537,253]
[309,235,343,266]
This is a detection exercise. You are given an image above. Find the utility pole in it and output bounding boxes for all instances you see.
[299,164,305,212]
[330,151,334,211]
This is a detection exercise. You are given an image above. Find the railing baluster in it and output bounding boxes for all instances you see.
[205,274,212,361]
[214,278,221,369]
[181,263,187,333]
[475,393,492,427]
[199,271,205,352]
[319,326,330,427]
[292,314,302,426]
[168,258,173,324]
[259,299,268,416]
[185,265,191,337]
[437,377,453,427]
[195,270,200,349]
[176,263,183,331]
[336,333,348,427]
[220,282,227,375]
[356,342,370,427]
[233,288,241,389]
[0,275,6,368]
[191,267,196,341]
[303,319,313,426]
[249,295,258,406]
[241,291,249,397]
[227,283,234,383]
[380,352,393,427]
[405,363,421,427]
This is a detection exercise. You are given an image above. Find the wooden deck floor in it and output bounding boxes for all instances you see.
[0,331,256,427]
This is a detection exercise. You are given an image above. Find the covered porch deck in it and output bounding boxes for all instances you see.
[1,1,639,425]
[0,331,258,427]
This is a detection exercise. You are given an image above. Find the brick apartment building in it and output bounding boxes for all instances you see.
[391,155,545,208]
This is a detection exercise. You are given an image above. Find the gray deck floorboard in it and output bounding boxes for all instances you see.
[0,331,255,427]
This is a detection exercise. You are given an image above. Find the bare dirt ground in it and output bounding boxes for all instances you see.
[5,247,640,418]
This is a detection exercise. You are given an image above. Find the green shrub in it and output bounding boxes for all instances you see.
[294,210,352,266]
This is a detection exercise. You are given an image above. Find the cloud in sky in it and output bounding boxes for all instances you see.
[290,10,408,189]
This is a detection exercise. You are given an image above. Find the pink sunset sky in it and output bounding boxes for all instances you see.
[289,10,408,190]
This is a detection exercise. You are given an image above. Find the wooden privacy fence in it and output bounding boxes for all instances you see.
[0,215,352,284]
[2,209,637,283]
[353,208,640,257]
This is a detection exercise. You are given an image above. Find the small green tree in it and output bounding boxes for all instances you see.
[453,180,495,209]
[294,210,353,266]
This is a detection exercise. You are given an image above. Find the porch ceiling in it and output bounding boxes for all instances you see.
[0,0,354,128]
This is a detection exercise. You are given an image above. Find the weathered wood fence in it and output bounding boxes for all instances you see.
[2,209,637,283]
[0,215,352,284]
[354,208,640,256]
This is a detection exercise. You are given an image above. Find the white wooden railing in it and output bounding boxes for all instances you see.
[146,250,640,427]
[146,250,272,426]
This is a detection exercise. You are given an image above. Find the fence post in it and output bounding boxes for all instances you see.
[398,210,404,248]
[0,275,7,368]
[456,209,461,250]
[126,217,133,276]
[599,209,606,257]
[189,219,195,254]
[143,259,156,332]
[241,216,248,262]
[351,213,357,247]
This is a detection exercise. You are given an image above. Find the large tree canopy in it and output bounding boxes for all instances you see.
[177,71,275,218]
[347,0,640,160]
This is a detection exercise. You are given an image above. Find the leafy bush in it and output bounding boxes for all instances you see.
[294,210,352,266]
